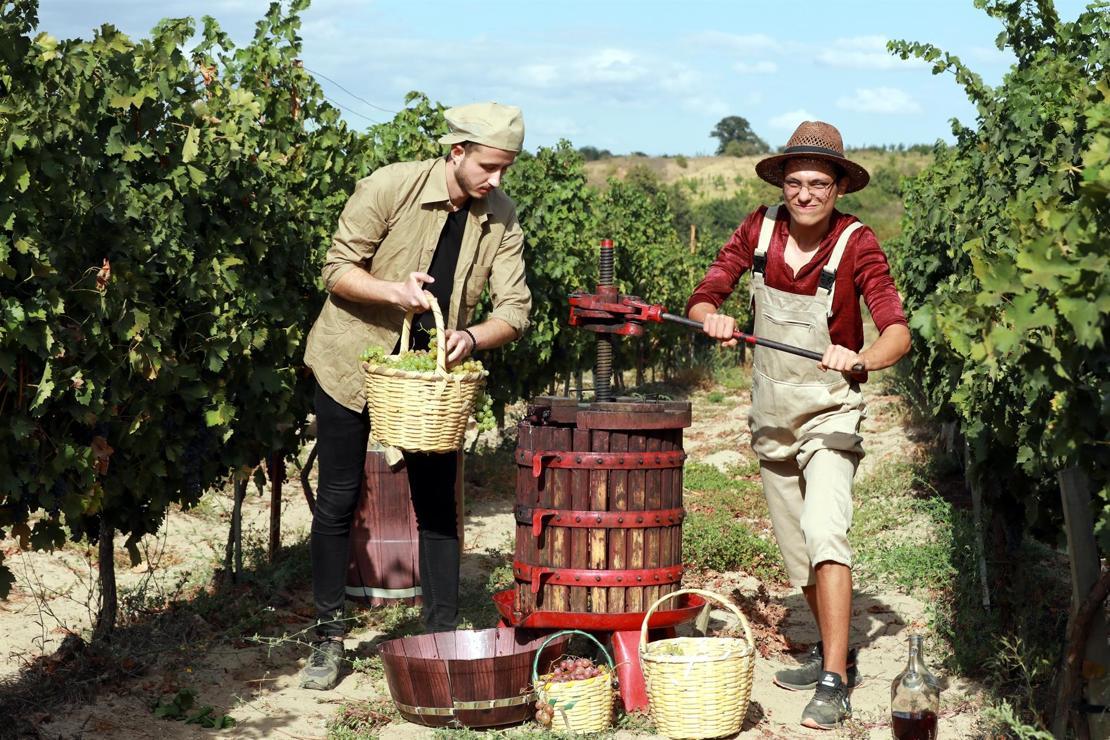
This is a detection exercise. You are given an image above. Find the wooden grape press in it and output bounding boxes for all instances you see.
[493,239,705,712]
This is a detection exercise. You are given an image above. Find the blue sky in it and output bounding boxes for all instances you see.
[35,0,1093,155]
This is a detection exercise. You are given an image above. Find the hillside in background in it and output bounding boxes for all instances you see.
[584,149,934,245]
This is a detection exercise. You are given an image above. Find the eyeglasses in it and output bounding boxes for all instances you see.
[783,179,836,196]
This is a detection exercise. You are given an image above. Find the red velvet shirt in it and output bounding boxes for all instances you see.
[686,206,907,351]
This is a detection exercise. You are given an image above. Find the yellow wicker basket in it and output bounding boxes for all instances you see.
[532,630,616,733]
[640,589,755,739]
[362,291,487,452]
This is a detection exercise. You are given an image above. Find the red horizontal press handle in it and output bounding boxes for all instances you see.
[660,311,865,372]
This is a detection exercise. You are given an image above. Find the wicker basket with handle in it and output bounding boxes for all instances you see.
[362,291,487,452]
[640,588,755,738]
[532,629,616,733]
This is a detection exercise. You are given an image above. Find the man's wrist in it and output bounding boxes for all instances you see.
[462,328,478,352]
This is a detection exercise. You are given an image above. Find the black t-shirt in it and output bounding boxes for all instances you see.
[399,203,469,353]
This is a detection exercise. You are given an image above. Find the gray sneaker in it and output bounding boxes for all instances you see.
[773,642,860,691]
[299,638,344,690]
[801,670,852,729]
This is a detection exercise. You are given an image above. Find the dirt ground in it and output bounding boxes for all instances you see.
[0,381,990,739]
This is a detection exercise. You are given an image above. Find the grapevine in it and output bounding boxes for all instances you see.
[888,1,1109,550]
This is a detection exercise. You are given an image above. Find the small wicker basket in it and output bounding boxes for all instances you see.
[362,292,487,452]
[532,630,616,733]
[640,588,755,739]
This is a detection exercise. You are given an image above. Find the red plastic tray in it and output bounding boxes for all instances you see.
[492,588,705,631]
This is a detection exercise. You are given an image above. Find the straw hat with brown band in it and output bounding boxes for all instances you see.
[755,120,870,193]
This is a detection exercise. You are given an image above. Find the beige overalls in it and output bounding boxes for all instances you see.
[748,205,866,587]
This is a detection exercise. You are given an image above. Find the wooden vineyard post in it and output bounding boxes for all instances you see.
[1055,466,1109,740]
[268,452,284,562]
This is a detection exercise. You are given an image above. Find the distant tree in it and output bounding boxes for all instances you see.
[710,116,769,156]
[577,145,613,161]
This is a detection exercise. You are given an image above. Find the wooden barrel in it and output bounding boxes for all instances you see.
[513,397,691,617]
[347,447,465,606]
[379,627,568,728]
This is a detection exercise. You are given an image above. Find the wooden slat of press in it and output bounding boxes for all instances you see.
[550,425,572,613]
[514,421,535,615]
[644,433,663,608]
[528,419,546,616]
[672,428,685,582]
[659,429,676,600]
[588,429,610,614]
[607,431,629,614]
[626,432,647,612]
[570,427,591,613]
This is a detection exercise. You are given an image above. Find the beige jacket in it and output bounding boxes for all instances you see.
[304,157,532,411]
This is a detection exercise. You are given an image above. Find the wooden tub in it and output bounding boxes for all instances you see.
[378,627,568,727]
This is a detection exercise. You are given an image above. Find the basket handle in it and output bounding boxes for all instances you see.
[398,290,448,375]
[531,629,616,685]
[638,588,753,651]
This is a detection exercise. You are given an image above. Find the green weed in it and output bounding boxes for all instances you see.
[712,364,751,392]
[683,462,765,518]
[684,462,738,492]
[682,512,785,583]
[151,688,235,730]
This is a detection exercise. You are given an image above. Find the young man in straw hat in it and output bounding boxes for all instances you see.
[299,102,532,690]
[687,120,911,729]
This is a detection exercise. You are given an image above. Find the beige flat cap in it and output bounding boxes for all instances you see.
[439,102,525,152]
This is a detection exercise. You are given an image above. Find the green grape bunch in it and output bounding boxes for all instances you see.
[472,392,496,433]
[360,344,487,377]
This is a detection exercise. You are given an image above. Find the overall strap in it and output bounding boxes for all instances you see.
[752,204,780,275]
[816,220,863,317]
[749,204,780,303]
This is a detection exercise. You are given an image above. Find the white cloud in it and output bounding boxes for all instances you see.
[680,96,730,117]
[733,60,777,74]
[520,64,560,87]
[836,87,922,114]
[574,48,645,84]
[769,109,817,130]
[687,31,778,54]
[534,116,581,140]
[659,64,701,93]
[818,36,926,70]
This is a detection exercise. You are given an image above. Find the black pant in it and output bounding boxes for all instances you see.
[311,384,460,637]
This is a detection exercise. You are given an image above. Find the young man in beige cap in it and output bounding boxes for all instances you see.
[299,102,532,690]
[687,121,911,729]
